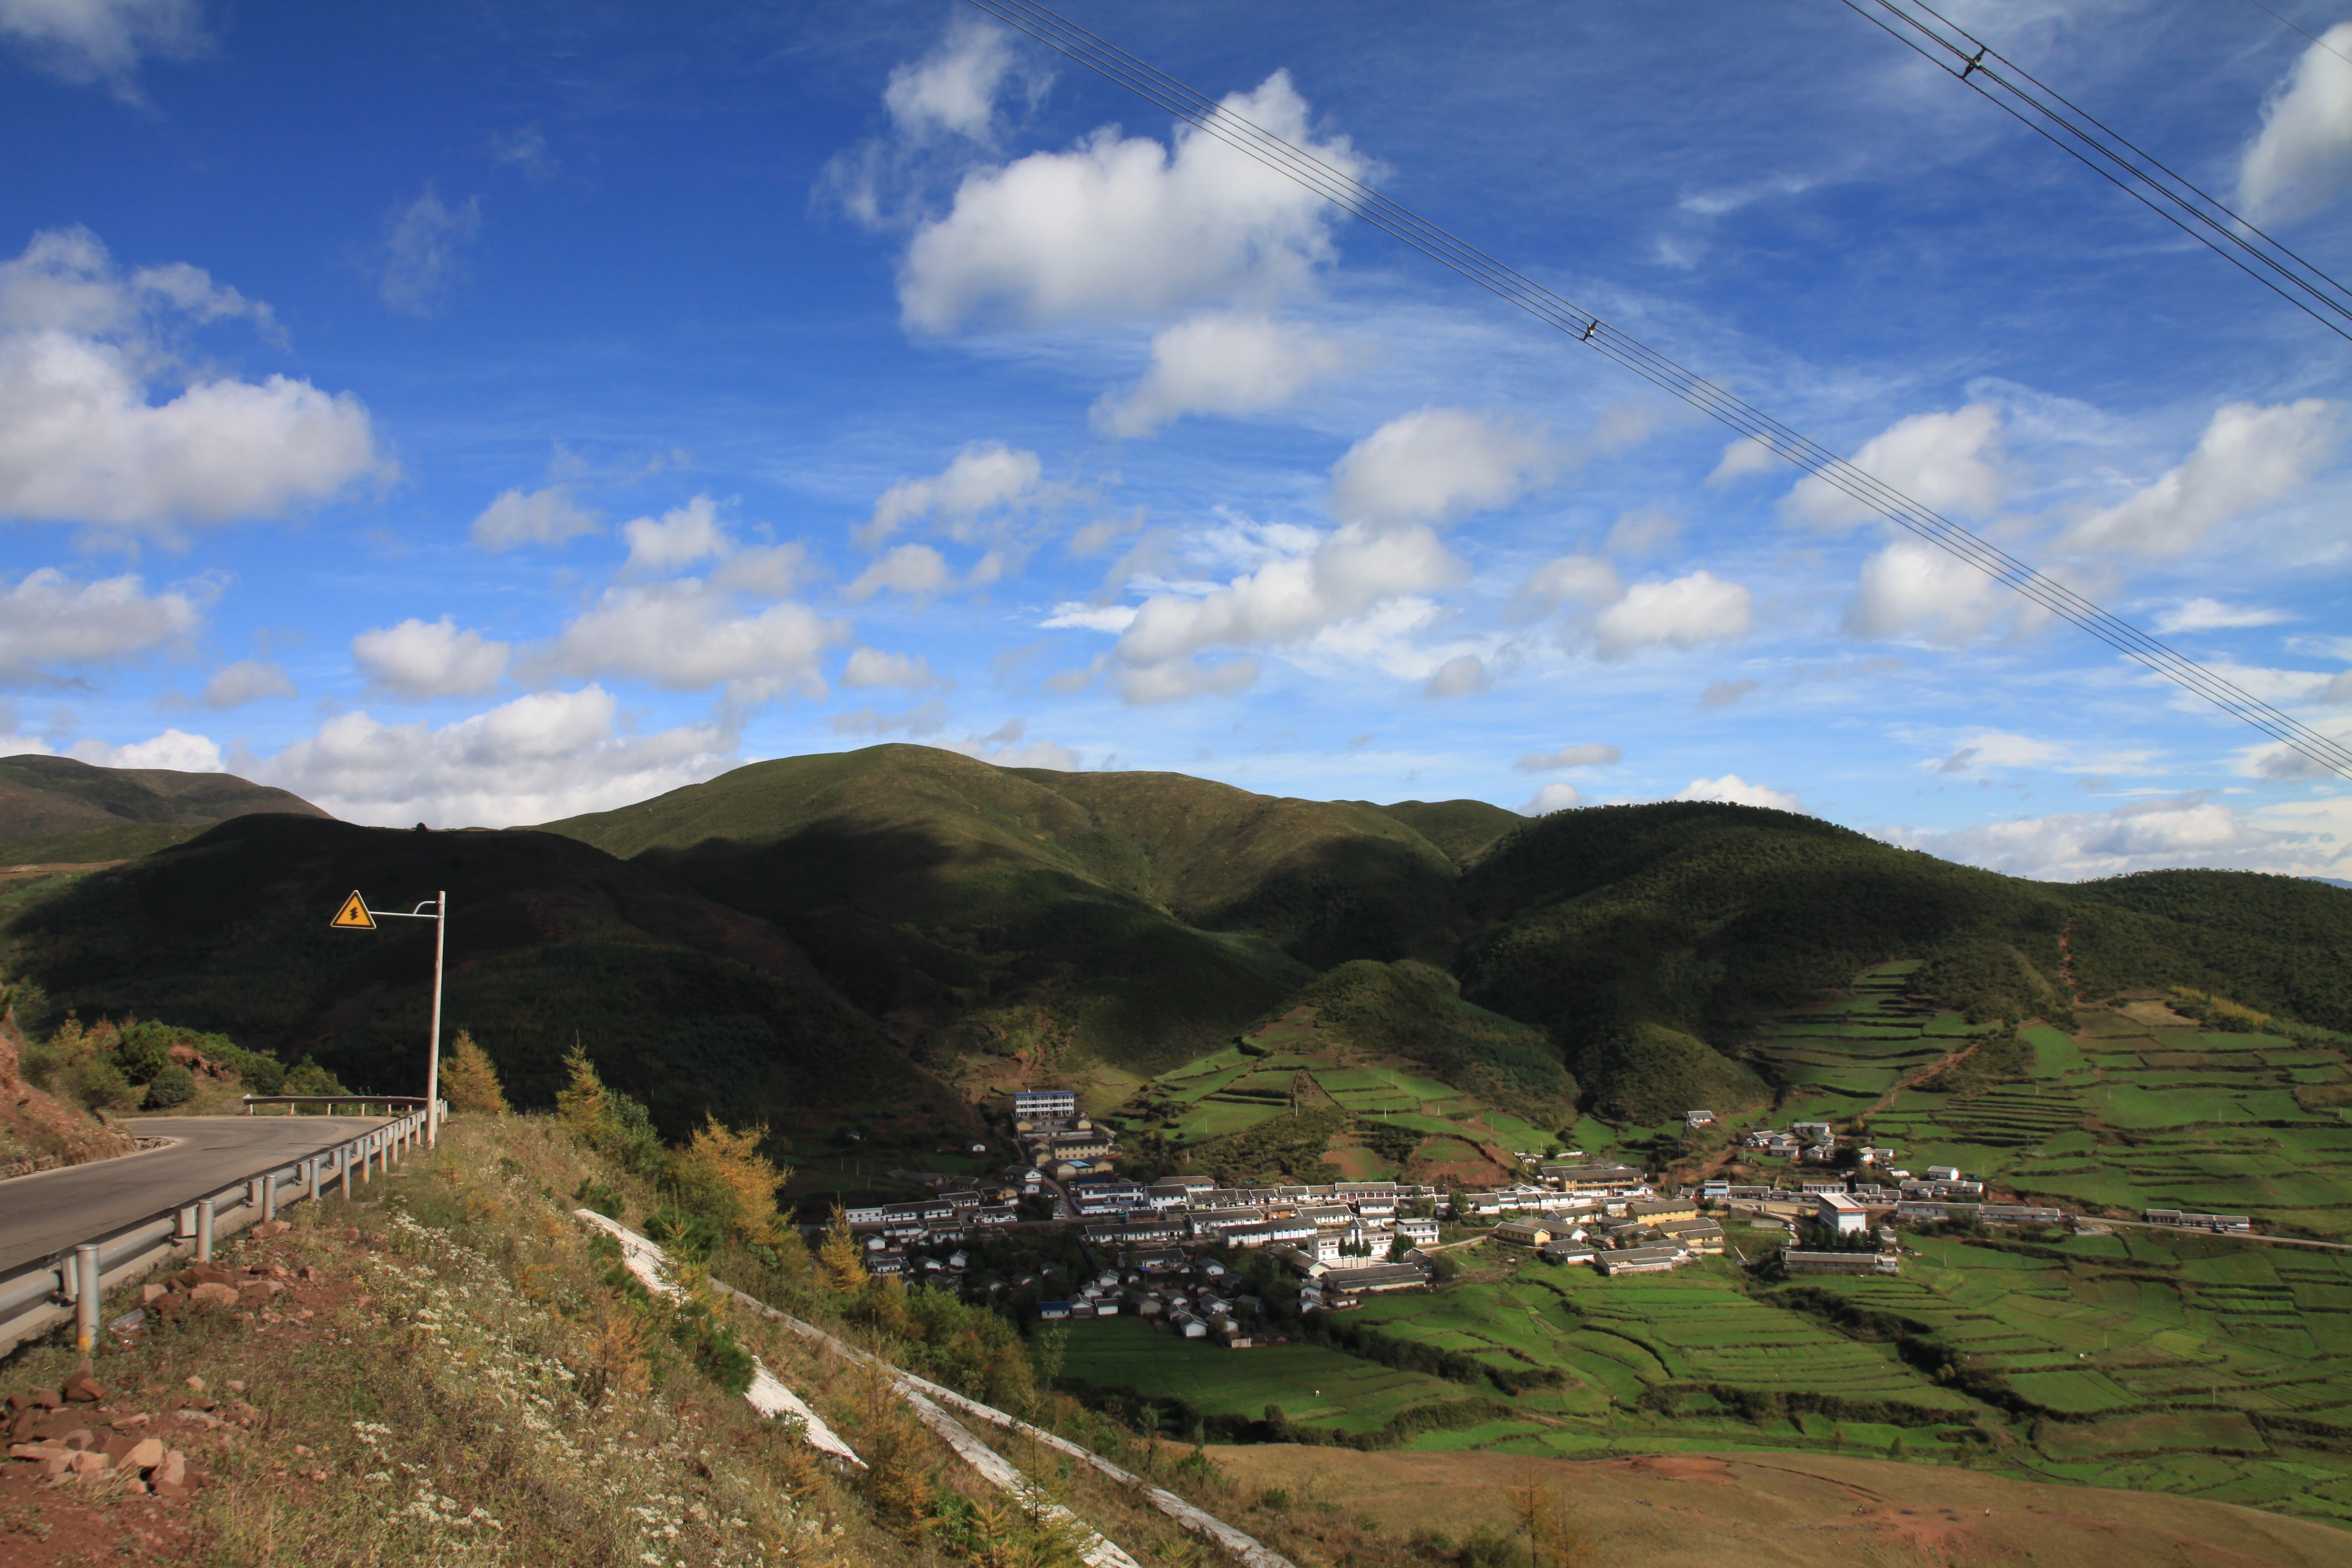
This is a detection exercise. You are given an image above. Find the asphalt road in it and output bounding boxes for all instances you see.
[0,1114,389,1276]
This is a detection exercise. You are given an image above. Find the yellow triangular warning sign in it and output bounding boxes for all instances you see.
[330,890,376,930]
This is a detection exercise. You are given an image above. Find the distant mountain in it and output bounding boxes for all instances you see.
[0,754,327,859]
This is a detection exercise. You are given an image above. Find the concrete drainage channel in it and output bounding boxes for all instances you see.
[0,1097,441,1361]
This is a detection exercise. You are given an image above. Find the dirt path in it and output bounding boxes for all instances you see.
[1863,1034,1985,1118]
[2058,918,2085,1008]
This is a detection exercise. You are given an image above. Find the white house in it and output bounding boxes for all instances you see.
[1810,1192,1869,1235]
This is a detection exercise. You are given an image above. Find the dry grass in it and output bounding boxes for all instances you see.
[2,1112,1470,1568]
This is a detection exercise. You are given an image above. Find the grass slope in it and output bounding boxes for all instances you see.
[0,753,327,850]
[540,745,1483,1070]
[0,814,925,1136]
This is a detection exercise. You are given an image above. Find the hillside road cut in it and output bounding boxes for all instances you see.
[0,1114,390,1275]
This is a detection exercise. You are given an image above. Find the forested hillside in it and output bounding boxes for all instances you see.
[0,813,927,1136]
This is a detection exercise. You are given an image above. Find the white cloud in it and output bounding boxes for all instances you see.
[1116,521,1462,665]
[884,16,1025,144]
[1422,654,1489,698]
[1516,743,1620,772]
[1516,554,1623,611]
[1329,407,1556,529]
[1594,571,1753,659]
[2236,23,2352,225]
[0,229,381,533]
[352,616,510,700]
[539,583,846,704]
[377,185,480,318]
[1092,312,1351,437]
[1708,435,1778,487]
[2063,400,2340,557]
[200,659,293,709]
[846,543,953,602]
[0,0,203,96]
[1603,507,1680,557]
[2323,671,2352,706]
[1519,783,1582,817]
[1041,600,1138,633]
[69,726,220,772]
[622,494,728,574]
[841,646,936,689]
[1117,657,1259,705]
[1698,678,1760,711]
[0,567,200,682]
[1884,794,2346,881]
[898,71,1362,331]
[709,543,808,600]
[2154,597,2291,634]
[943,716,1083,771]
[861,443,1041,550]
[829,699,948,738]
[1674,774,1801,812]
[1783,404,2005,531]
[251,686,734,828]
[1844,539,2008,646]
[471,486,598,551]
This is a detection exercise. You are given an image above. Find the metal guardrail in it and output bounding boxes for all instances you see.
[0,1100,445,1361]
[242,1094,436,1116]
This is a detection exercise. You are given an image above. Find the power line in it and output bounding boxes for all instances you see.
[2238,0,2352,71]
[961,0,2352,782]
[1838,0,2352,343]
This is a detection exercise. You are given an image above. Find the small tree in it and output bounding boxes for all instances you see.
[815,1203,867,1292]
[440,1029,509,1116]
[677,1114,794,1247]
[555,1040,609,1136]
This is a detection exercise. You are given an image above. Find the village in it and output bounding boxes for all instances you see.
[820,1089,2261,1350]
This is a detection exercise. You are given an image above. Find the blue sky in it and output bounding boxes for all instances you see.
[2,0,2350,880]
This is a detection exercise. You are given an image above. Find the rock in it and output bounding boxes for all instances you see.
[31,1387,61,1410]
[31,1413,87,1441]
[223,1401,261,1425]
[333,1227,361,1243]
[140,1283,168,1306]
[226,1380,246,1393]
[250,1220,290,1239]
[7,1442,70,1461]
[68,1449,107,1475]
[4,1393,30,1413]
[184,1376,206,1393]
[37,1452,73,1481]
[5,1408,34,1442]
[111,1413,151,1430]
[56,1428,96,1452]
[237,1281,282,1307]
[121,1437,164,1471]
[152,1449,190,1498]
[297,1266,320,1281]
[186,1264,236,1288]
[62,1360,104,1403]
[189,1281,240,1310]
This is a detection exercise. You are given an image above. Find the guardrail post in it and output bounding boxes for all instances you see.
[196,1199,215,1263]
[263,1171,278,1223]
[305,1157,320,1204]
[75,1245,100,1354]
[176,1205,196,1243]
[339,1147,352,1201]
[247,1176,265,1213]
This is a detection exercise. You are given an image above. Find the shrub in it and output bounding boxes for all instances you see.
[282,1056,348,1097]
[143,1062,197,1108]
[642,1208,724,1261]
[572,1179,624,1220]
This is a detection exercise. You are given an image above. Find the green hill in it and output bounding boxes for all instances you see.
[7,748,2348,1145]
[539,745,1489,1070]
[0,754,327,853]
[0,814,928,1137]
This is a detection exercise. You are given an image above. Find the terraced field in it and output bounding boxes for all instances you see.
[1745,961,1997,1123]
[1866,1000,2352,1238]
[1108,1007,1559,1180]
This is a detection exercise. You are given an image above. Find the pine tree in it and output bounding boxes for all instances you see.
[678,1114,794,1246]
[440,1029,510,1116]
[815,1202,867,1291]
[554,1038,607,1137]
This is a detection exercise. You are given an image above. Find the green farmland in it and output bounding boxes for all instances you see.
[1060,1230,2352,1524]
